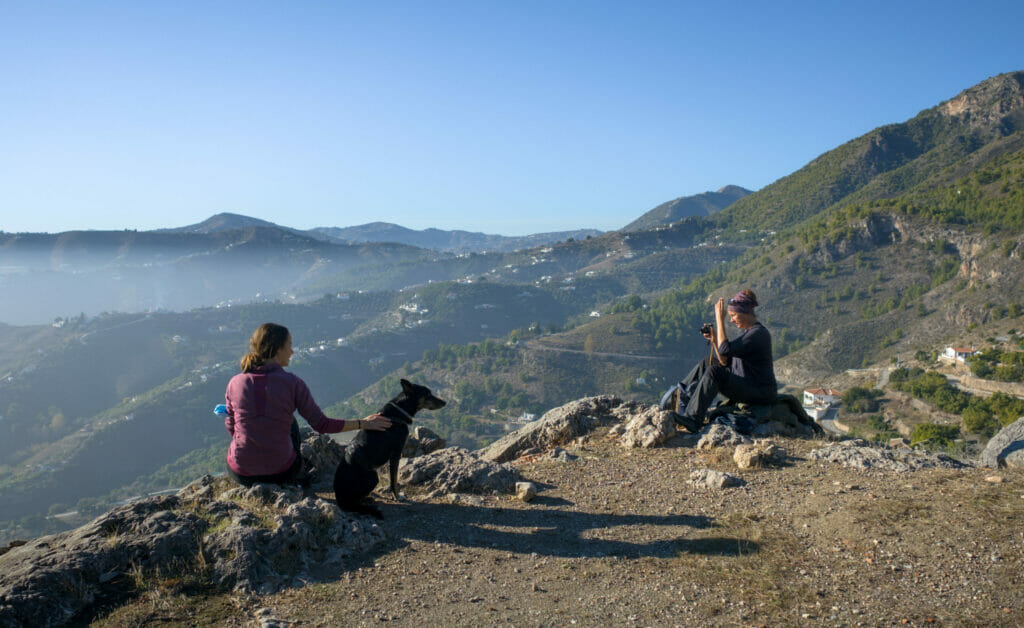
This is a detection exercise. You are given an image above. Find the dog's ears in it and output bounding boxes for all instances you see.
[400,378,414,394]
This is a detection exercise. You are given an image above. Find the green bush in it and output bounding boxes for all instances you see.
[866,414,899,441]
[891,368,1024,435]
[910,423,960,447]
[843,386,883,413]
[962,404,999,437]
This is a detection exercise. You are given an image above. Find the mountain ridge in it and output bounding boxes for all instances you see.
[714,70,1024,234]
[621,185,751,232]
[158,212,605,254]
[312,222,604,253]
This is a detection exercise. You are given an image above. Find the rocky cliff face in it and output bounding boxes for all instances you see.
[941,71,1024,130]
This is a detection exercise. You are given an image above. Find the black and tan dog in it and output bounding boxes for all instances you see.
[333,379,446,518]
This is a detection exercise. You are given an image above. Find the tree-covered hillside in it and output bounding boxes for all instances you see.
[714,71,1024,235]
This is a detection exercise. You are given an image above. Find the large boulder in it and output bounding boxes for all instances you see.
[399,447,522,496]
[697,423,753,451]
[479,396,641,462]
[980,418,1024,469]
[710,394,824,439]
[0,496,203,627]
[618,405,678,448]
[0,474,386,627]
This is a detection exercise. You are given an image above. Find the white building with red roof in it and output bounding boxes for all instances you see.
[803,388,842,407]
[940,346,977,364]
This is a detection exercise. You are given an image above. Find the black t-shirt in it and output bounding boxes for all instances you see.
[717,322,776,390]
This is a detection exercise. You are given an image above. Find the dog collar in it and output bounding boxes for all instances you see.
[387,402,415,423]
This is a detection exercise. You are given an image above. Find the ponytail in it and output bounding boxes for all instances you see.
[239,352,262,373]
[240,323,290,373]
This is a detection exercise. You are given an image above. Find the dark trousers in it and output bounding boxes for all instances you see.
[227,419,303,487]
[682,358,776,423]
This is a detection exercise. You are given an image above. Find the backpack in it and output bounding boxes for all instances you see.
[659,378,700,414]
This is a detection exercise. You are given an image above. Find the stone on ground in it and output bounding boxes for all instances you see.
[402,426,447,458]
[688,468,744,490]
[734,441,786,469]
[516,482,538,502]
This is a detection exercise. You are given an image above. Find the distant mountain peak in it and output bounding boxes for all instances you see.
[621,185,752,232]
[716,184,750,195]
[161,213,284,234]
[939,70,1024,127]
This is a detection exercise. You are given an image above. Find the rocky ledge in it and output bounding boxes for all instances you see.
[2,396,1018,627]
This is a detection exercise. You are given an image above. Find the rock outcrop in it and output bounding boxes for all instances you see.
[479,396,641,462]
[398,447,522,497]
[0,474,385,627]
[299,433,347,491]
[697,423,752,451]
[617,405,677,448]
[3,395,993,626]
[809,440,973,472]
[979,417,1024,469]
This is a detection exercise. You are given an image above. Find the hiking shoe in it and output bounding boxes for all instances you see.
[672,412,702,434]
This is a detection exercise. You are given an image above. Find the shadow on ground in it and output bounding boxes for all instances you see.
[333,498,759,575]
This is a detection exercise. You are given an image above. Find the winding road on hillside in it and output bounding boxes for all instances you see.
[524,340,676,362]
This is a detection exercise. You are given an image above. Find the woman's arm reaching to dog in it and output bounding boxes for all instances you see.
[340,413,391,432]
[290,376,392,433]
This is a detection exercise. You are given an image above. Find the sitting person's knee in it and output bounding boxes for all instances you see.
[708,364,730,385]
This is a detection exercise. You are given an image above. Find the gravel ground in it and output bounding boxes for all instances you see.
[95,432,1024,627]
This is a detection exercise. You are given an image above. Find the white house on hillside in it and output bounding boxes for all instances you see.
[803,388,842,407]
[940,346,977,364]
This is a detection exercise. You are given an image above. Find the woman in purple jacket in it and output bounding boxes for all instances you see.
[223,322,390,486]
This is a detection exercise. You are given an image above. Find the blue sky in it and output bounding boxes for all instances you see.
[1,1,1021,235]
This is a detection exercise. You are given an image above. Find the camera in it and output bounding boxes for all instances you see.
[700,323,713,336]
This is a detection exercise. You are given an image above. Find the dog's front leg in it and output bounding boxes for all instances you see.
[388,453,402,500]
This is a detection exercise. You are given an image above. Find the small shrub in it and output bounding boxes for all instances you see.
[910,423,960,448]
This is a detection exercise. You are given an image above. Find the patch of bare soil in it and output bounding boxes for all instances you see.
[95,433,1024,627]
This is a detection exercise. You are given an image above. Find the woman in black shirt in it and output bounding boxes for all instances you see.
[675,289,777,433]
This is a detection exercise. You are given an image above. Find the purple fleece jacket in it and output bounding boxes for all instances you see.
[224,363,347,476]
